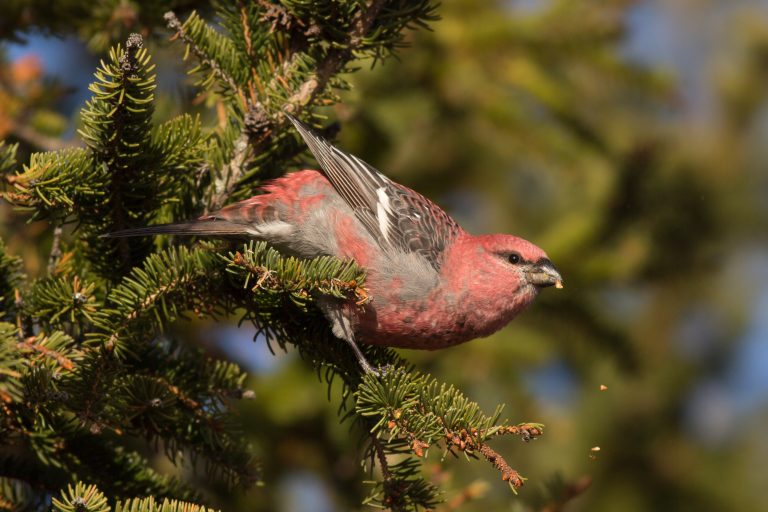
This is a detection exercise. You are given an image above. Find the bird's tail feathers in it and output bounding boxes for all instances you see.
[102,220,248,238]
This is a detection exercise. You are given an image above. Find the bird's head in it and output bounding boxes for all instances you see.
[483,234,563,290]
[444,233,563,300]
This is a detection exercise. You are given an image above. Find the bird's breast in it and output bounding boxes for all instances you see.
[354,280,536,350]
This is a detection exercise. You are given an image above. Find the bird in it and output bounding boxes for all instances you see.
[106,113,563,373]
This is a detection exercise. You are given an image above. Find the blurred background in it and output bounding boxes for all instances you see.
[2,0,768,510]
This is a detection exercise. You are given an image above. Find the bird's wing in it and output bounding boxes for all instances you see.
[286,113,461,269]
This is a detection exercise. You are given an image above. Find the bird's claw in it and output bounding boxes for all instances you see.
[362,363,395,378]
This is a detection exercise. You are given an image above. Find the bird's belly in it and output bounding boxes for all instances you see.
[355,294,520,350]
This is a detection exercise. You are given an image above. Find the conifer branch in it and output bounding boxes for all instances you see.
[201,0,393,211]
[255,0,295,34]
[0,142,18,176]
[357,369,545,497]
[284,0,387,113]
[207,130,251,212]
[94,246,218,354]
[371,435,393,481]
[108,33,149,255]
[17,334,76,372]
[228,246,370,304]
[14,289,28,340]
[0,240,23,322]
[47,225,63,275]
[164,11,242,96]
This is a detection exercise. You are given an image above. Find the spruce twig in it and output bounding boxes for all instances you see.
[46,225,63,275]
[284,0,388,112]
[207,126,251,212]
[164,11,243,96]
[204,0,391,211]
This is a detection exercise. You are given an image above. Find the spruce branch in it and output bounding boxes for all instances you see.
[71,33,166,278]
[255,0,296,34]
[2,148,98,218]
[91,246,219,355]
[226,242,369,304]
[53,480,222,512]
[357,368,545,497]
[164,11,247,98]
[224,0,385,208]
[207,129,251,212]
[371,435,393,481]
[46,225,63,275]
[0,322,23,404]
[115,496,221,512]
[16,332,79,373]
[188,0,426,211]
[51,482,110,512]
[105,33,153,265]
[0,141,19,176]
[284,0,387,113]
[0,240,23,322]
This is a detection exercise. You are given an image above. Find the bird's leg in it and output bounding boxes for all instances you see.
[342,334,379,376]
[318,298,379,375]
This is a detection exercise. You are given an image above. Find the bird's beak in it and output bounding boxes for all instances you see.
[526,259,564,289]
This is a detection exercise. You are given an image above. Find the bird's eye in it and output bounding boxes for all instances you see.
[508,252,521,265]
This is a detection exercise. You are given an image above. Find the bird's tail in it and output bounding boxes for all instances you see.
[102,220,249,238]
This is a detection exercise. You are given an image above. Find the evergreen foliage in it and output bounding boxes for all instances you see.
[0,2,545,510]
[0,143,17,177]
[3,1,767,511]
[51,482,222,512]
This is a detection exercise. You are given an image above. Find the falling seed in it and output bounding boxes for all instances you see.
[599,384,608,391]
[590,446,601,452]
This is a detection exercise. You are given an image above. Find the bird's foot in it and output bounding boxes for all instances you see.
[362,363,397,378]
[358,356,380,376]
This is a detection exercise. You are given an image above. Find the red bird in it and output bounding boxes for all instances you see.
[108,114,563,372]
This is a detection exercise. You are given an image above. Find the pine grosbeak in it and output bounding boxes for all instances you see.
[109,114,563,373]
